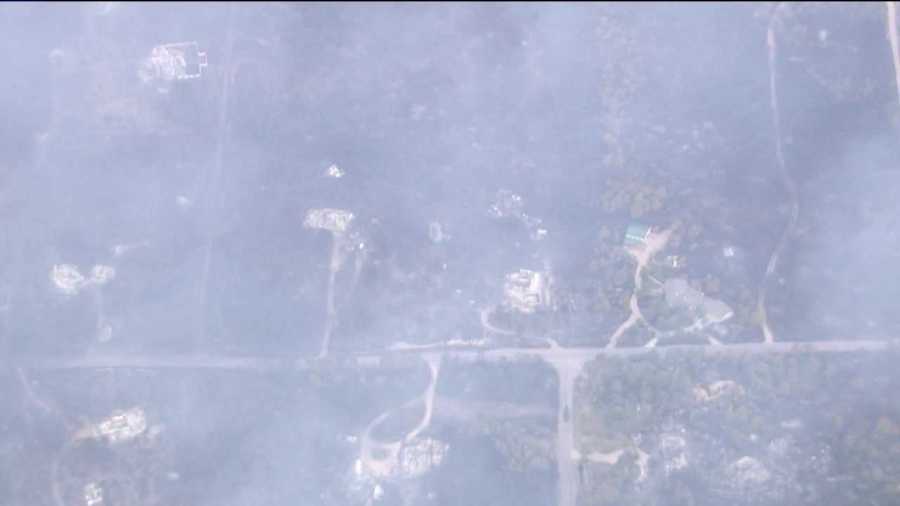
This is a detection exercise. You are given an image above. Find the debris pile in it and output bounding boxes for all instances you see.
[50,264,116,296]
[727,456,771,486]
[325,164,345,178]
[503,269,553,314]
[303,208,355,234]
[692,380,744,402]
[398,438,448,478]
[83,482,103,506]
[138,42,207,84]
[489,189,547,240]
[75,407,148,445]
[659,433,689,475]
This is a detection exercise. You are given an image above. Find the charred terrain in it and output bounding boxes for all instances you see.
[2,3,900,506]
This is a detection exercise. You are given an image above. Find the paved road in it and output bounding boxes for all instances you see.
[10,339,898,506]
[547,354,587,506]
[9,339,897,370]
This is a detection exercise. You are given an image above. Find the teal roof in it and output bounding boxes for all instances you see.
[624,224,652,246]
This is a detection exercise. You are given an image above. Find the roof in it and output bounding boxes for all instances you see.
[624,223,652,247]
